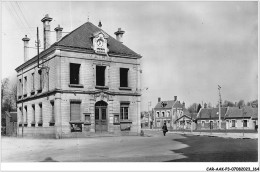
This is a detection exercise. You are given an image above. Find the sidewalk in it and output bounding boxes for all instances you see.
[170,131,259,139]
[141,129,259,139]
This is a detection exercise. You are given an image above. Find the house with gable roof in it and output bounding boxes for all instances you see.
[153,96,185,130]
[196,107,228,130]
[175,109,197,130]
[225,106,258,130]
[16,14,142,138]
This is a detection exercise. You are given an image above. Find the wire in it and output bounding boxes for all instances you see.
[16,2,34,35]
[4,2,25,35]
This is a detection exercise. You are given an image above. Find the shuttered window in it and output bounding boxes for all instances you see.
[70,101,81,121]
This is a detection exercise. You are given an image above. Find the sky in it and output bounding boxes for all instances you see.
[1,1,258,111]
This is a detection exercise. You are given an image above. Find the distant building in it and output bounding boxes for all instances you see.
[153,96,185,130]
[16,14,142,138]
[196,107,227,130]
[196,106,258,130]
[225,106,258,130]
[175,109,197,130]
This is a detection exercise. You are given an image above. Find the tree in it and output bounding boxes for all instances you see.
[197,104,202,113]
[223,100,235,107]
[207,102,212,108]
[187,103,197,113]
[237,100,245,108]
[1,78,16,113]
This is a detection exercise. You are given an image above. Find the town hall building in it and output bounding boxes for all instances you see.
[16,14,142,138]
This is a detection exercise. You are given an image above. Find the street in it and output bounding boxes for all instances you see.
[1,132,258,162]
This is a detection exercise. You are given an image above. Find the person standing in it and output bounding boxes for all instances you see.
[162,122,168,136]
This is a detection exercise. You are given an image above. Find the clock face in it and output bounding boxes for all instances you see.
[97,39,103,47]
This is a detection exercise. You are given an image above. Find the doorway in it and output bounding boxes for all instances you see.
[210,121,213,129]
[95,101,108,132]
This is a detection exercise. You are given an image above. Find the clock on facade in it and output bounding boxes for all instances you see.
[97,39,103,47]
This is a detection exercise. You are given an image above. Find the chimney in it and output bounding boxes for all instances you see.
[98,21,102,28]
[174,96,177,101]
[41,14,53,50]
[54,25,63,42]
[204,103,207,109]
[114,28,125,43]
[182,101,185,108]
[22,35,30,62]
[158,97,161,102]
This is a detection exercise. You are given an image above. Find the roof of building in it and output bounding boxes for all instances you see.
[175,114,192,121]
[197,107,228,120]
[154,100,183,109]
[225,106,258,119]
[56,22,140,57]
[16,21,141,71]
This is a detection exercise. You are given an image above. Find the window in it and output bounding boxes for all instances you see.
[232,120,236,127]
[70,63,80,84]
[24,76,27,96]
[243,120,247,127]
[38,103,43,127]
[19,79,22,96]
[162,111,165,117]
[31,73,35,92]
[70,101,81,121]
[166,111,170,117]
[38,70,43,92]
[19,107,22,127]
[31,105,35,127]
[24,106,28,127]
[156,111,159,118]
[202,121,205,127]
[120,68,129,87]
[96,66,106,86]
[120,103,129,120]
[50,101,55,126]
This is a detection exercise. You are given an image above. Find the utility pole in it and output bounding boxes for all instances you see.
[218,85,222,129]
[148,101,151,129]
[36,27,40,68]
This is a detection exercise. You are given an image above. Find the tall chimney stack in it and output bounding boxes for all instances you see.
[41,14,53,49]
[22,35,30,62]
[158,97,161,103]
[174,96,177,101]
[114,28,125,43]
[54,25,63,42]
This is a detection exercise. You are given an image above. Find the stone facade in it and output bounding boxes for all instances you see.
[153,97,184,130]
[16,18,142,138]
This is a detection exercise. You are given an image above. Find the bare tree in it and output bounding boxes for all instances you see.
[188,103,197,113]
[197,104,202,113]
[223,100,235,107]
[237,100,245,108]
[1,78,16,113]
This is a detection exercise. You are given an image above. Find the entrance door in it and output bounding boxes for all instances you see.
[95,101,108,132]
[210,121,213,129]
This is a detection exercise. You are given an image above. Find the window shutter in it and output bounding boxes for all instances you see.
[71,102,81,121]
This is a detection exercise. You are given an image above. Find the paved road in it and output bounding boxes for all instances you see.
[1,132,258,162]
